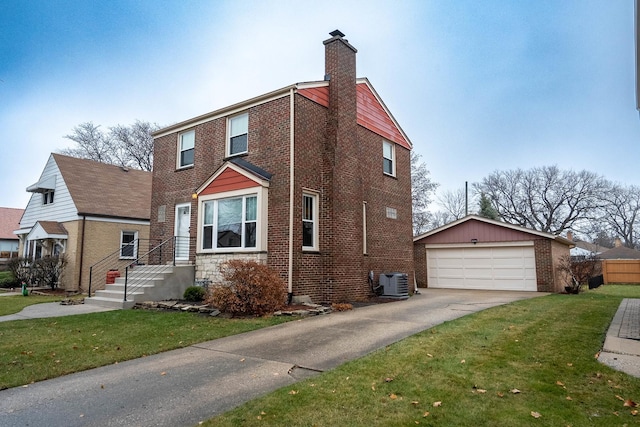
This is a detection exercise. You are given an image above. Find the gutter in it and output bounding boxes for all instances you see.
[287,88,295,302]
[78,215,86,291]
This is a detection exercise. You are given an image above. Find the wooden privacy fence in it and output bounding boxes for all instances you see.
[602,260,640,284]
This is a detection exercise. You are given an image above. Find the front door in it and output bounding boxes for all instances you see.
[174,203,191,261]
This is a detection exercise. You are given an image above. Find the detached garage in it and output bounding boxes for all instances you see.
[414,215,573,293]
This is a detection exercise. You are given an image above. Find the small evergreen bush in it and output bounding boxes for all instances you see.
[208,259,286,316]
[183,286,206,302]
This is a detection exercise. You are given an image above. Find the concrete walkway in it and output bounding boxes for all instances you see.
[598,298,640,378]
[0,301,115,322]
[0,289,542,427]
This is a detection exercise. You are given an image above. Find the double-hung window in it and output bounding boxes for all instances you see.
[302,192,318,251]
[42,190,54,205]
[202,194,257,250]
[228,113,248,156]
[383,140,395,176]
[178,130,195,168]
[120,231,138,259]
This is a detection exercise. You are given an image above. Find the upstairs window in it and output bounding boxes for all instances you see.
[228,113,248,156]
[178,130,195,168]
[302,192,318,251]
[383,141,395,176]
[42,190,54,205]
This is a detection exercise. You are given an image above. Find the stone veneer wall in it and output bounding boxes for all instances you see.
[195,252,268,284]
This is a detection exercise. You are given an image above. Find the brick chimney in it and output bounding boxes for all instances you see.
[321,30,364,301]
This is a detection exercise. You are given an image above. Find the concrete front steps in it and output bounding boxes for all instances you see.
[85,264,195,310]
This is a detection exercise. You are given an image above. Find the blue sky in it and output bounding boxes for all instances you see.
[1,0,637,211]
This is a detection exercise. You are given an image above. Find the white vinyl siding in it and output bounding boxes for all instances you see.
[426,246,537,291]
[19,156,78,229]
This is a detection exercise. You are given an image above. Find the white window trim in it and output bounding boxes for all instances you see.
[197,187,268,253]
[119,230,138,259]
[42,189,55,205]
[383,140,396,177]
[177,129,195,169]
[302,191,319,251]
[363,201,368,255]
[226,113,249,157]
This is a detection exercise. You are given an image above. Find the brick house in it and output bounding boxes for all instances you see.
[150,31,414,303]
[14,154,152,291]
[414,215,573,292]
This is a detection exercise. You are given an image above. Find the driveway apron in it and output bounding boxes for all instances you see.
[0,289,543,427]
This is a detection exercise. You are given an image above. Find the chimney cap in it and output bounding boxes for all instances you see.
[329,29,345,38]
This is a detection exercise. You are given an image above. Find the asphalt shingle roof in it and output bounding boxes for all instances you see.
[52,154,152,220]
[0,207,24,239]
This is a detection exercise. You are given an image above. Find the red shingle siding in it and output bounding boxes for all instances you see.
[200,168,259,195]
[298,83,411,150]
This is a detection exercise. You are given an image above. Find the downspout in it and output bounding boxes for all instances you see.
[287,88,295,303]
[78,215,86,293]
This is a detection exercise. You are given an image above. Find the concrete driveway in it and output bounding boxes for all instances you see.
[0,289,544,427]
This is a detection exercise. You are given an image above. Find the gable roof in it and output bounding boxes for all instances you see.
[298,78,412,150]
[196,159,271,196]
[0,207,24,239]
[52,154,152,220]
[152,79,412,150]
[27,221,68,240]
[414,215,574,246]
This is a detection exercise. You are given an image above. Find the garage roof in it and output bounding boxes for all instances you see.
[414,215,573,247]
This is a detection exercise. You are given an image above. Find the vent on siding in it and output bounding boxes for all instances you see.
[379,273,409,299]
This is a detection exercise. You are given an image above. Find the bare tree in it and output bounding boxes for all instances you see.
[60,122,116,165]
[110,120,158,171]
[475,166,608,234]
[597,184,640,249]
[411,152,439,235]
[60,121,159,171]
[436,188,469,221]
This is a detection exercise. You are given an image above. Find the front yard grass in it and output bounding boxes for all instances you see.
[206,285,640,426]
[0,294,64,316]
[0,309,290,390]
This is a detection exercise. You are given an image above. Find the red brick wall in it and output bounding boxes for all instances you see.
[534,239,555,292]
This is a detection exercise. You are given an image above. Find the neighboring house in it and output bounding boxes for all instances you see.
[566,231,610,259]
[414,215,573,292]
[597,238,640,260]
[14,154,152,291]
[150,31,414,303]
[0,207,23,263]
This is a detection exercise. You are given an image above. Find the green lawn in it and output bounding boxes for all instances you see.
[0,294,65,316]
[0,306,290,390]
[206,285,640,426]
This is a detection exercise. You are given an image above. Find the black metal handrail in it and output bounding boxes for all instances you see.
[87,239,159,296]
[123,236,193,301]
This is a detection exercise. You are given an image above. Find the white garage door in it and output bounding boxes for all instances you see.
[427,246,537,291]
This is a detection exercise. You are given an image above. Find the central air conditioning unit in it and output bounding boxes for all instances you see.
[379,272,409,299]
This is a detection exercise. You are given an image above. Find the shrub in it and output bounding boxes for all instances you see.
[183,286,206,302]
[207,259,286,316]
[7,255,67,290]
[0,271,18,288]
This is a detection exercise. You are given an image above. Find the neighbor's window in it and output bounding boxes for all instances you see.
[178,130,195,168]
[228,113,248,156]
[383,140,395,176]
[302,192,318,250]
[386,207,397,220]
[42,190,55,205]
[120,231,138,259]
[202,194,257,250]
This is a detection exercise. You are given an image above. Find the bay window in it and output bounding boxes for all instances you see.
[202,194,258,250]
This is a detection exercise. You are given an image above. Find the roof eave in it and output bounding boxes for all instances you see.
[153,83,300,138]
